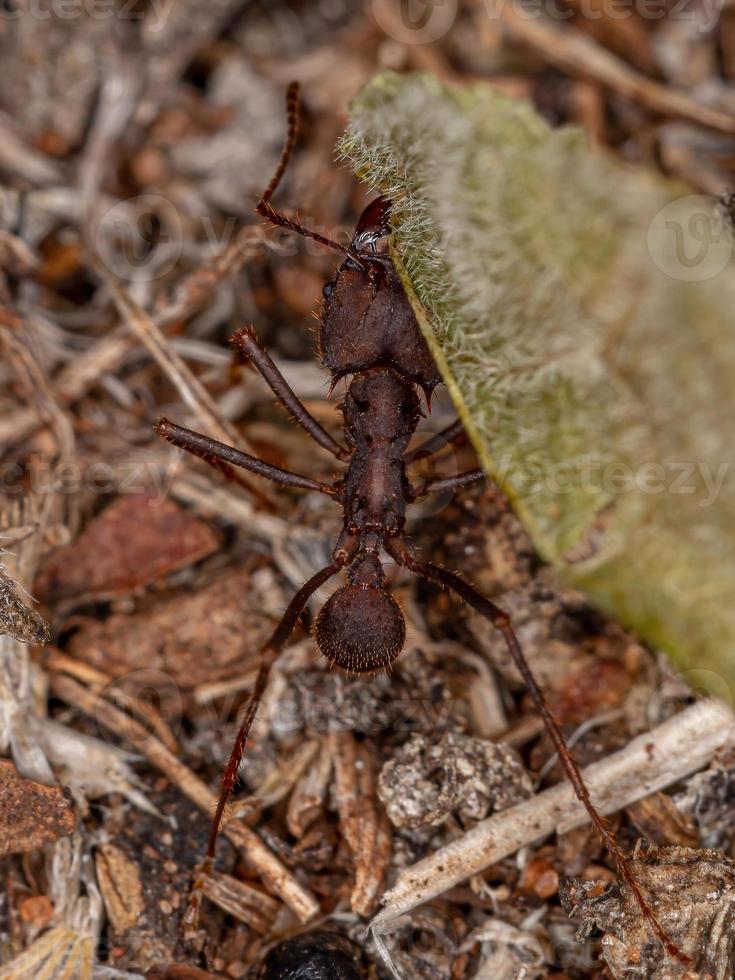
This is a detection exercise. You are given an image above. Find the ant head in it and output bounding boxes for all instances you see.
[314,553,405,673]
[352,196,393,255]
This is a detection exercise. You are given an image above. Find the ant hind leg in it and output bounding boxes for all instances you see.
[409,469,485,499]
[404,419,467,467]
[185,559,343,930]
[386,536,688,964]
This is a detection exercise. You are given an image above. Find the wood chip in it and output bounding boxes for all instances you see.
[199,869,281,933]
[0,760,75,855]
[331,731,392,917]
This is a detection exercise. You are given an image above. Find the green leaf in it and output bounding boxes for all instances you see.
[338,71,735,701]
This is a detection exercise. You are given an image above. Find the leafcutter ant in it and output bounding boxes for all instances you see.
[156,83,686,963]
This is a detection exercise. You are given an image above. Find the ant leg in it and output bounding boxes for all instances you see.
[404,419,467,466]
[410,469,485,499]
[256,82,354,262]
[385,536,687,964]
[156,418,340,496]
[185,559,343,929]
[231,327,349,461]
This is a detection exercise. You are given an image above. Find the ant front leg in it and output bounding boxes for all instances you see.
[231,327,349,461]
[186,559,344,930]
[156,418,340,496]
[385,535,688,964]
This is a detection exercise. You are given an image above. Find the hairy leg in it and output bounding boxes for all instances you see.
[404,418,467,466]
[386,536,686,963]
[185,560,343,928]
[156,418,339,496]
[231,327,348,461]
[410,468,485,499]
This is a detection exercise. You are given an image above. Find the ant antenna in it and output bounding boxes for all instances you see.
[256,83,362,264]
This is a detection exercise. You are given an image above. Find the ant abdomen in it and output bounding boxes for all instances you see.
[315,583,405,673]
[315,551,405,673]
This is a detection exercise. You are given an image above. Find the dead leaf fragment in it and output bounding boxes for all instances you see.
[560,844,735,978]
[0,760,75,855]
[35,493,219,604]
[0,567,50,643]
[626,792,699,848]
[67,565,271,690]
[95,843,145,933]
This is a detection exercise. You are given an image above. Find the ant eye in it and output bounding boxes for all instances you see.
[322,281,334,300]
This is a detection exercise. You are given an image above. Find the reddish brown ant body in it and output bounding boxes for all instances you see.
[156,84,685,962]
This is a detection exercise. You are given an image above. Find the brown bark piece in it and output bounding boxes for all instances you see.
[35,494,219,604]
[66,566,271,690]
[199,870,281,933]
[330,731,392,917]
[626,792,700,849]
[0,760,75,855]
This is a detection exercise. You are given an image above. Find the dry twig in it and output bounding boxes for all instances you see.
[495,4,735,135]
[49,672,320,923]
[373,698,735,929]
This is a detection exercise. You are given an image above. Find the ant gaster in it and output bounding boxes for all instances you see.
[156,83,686,963]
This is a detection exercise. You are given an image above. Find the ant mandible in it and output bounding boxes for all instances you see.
[156,83,684,962]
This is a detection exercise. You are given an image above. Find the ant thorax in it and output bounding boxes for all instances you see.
[340,368,418,539]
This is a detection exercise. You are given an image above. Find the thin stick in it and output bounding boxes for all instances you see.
[48,673,320,924]
[0,225,256,451]
[103,277,243,451]
[372,698,735,924]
